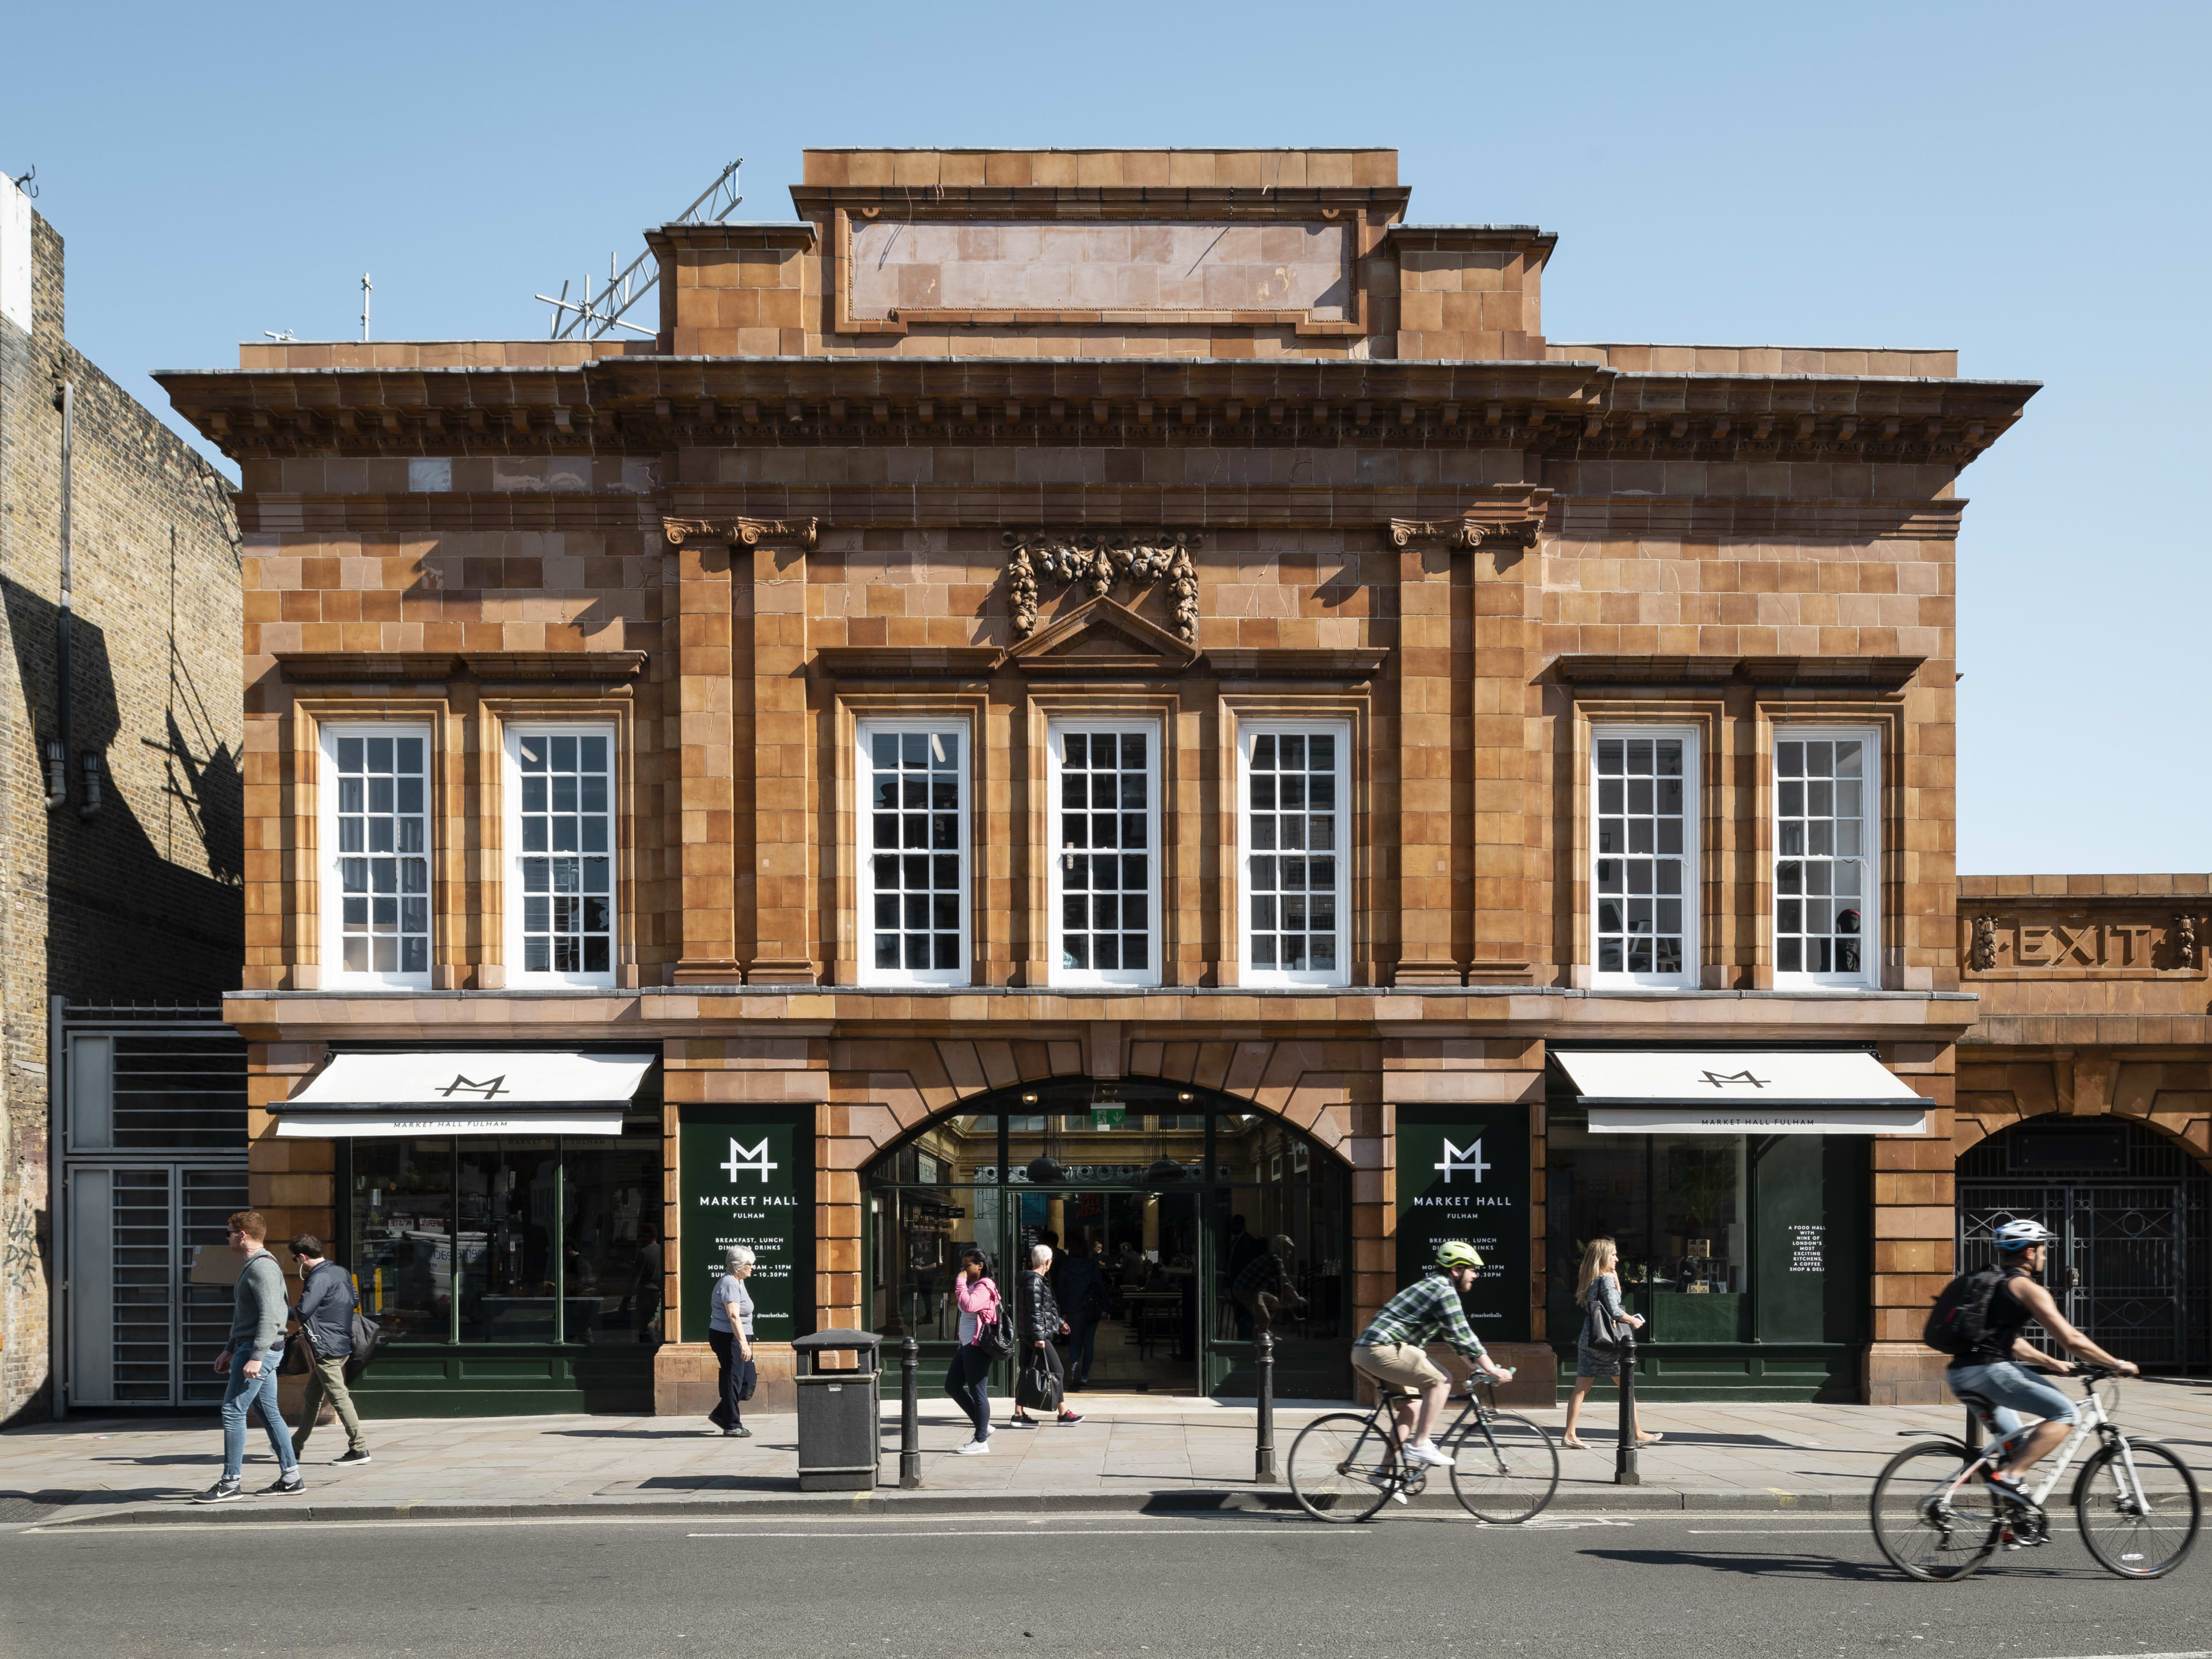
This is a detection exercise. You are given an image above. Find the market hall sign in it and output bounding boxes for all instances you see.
[677,1105,815,1344]
[1394,1104,1531,1343]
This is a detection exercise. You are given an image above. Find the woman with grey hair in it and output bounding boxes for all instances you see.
[1010,1242,1084,1427]
[707,1244,757,1437]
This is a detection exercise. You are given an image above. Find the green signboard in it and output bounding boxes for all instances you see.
[1394,1103,1532,1343]
[678,1105,815,1345]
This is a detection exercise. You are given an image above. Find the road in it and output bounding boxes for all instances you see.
[1,1508,2203,1658]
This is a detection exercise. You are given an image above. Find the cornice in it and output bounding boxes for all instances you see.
[157,358,2037,471]
[1551,654,1925,691]
[275,650,646,684]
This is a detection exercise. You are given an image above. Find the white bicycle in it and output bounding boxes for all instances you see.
[1871,1362,2201,1581]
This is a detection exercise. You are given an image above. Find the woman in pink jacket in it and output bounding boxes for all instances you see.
[945,1248,1001,1455]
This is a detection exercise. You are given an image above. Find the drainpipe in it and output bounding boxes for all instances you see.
[43,382,71,810]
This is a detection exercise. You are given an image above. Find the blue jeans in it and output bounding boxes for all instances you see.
[944,1344,991,1441]
[1946,1359,2080,1442]
[221,1341,298,1481]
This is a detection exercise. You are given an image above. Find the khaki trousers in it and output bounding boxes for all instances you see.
[293,1353,367,1455]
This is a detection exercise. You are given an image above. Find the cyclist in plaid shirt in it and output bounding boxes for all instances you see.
[1352,1241,1514,1470]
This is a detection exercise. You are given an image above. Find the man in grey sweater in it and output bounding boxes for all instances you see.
[192,1210,304,1503]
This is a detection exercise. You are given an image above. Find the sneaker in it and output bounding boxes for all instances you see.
[263,1471,306,1496]
[956,1438,993,1456]
[1365,1469,1409,1504]
[190,1478,244,1505]
[1057,1411,1085,1425]
[1404,1441,1455,1469]
[724,1426,752,1438]
[1006,1415,1039,1429]
[333,1450,372,1466]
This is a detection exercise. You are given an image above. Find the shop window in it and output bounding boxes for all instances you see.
[348,1126,663,1346]
[1238,724,1349,987]
[1774,729,1878,986]
[1592,728,1698,987]
[1048,723,1159,987]
[321,725,432,986]
[506,727,615,987]
[857,724,969,986]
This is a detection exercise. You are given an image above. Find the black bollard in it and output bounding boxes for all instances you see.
[899,1335,921,1489]
[1255,1330,1277,1484]
[1614,1328,1641,1486]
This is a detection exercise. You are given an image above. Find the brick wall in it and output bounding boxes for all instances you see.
[0,207,243,1422]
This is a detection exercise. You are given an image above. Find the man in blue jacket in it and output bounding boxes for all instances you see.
[192,1211,304,1503]
[288,1236,372,1465]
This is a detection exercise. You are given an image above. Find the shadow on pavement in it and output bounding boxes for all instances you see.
[1578,1547,1891,1582]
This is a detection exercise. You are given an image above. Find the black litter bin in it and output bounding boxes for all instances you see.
[793,1329,882,1491]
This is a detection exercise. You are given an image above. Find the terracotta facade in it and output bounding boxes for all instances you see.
[158,146,2199,1415]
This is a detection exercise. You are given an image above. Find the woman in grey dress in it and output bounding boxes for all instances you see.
[1562,1236,1662,1450]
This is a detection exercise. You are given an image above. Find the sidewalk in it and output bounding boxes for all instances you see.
[6,1384,2209,1527]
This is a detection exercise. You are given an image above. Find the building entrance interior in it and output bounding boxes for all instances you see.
[863,1079,1351,1400]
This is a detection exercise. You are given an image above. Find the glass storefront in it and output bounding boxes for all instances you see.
[343,1118,664,1412]
[863,1080,1350,1399]
[1545,1103,1869,1399]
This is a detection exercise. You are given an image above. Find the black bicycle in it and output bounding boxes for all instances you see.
[1288,1381,1560,1524]
[1870,1363,2201,1582]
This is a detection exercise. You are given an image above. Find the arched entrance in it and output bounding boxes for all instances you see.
[1958,1115,2212,1373]
[862,1077,1353,1400]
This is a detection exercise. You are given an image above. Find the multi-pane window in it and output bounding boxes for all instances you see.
[1592,730,1698,985]
[1239,724,1349,986]
[324,727,430,984]
[508,729,615,984]
[859,725,968,985]
[1050,724,1158,986]
[1774,730,1876,983]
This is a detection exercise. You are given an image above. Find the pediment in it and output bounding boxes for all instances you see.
[1001,596,1199,676]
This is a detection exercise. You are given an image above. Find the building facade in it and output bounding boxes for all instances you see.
[156,144,2153,1419]
[0,183,247,1423]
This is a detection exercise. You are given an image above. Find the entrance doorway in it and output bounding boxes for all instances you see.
[1958,1115,2211,1373]
[862,1079,1351,1400]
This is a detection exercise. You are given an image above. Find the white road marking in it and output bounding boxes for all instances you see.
[2018,1653,2210,1659]
[686,1527,1371,1539]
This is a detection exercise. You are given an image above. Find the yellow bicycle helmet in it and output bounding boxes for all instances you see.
[1435,1240,1484,1270]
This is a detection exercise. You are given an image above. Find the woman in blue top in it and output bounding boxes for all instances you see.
[707,1245,756,1438]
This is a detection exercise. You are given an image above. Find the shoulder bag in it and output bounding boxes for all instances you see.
[978,1283,1017,1361]
[1584,1296,1624,1354]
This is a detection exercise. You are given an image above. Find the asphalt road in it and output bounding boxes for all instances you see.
[1,1508,2205,1659]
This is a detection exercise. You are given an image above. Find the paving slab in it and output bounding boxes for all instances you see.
[6,1381,2207,1528]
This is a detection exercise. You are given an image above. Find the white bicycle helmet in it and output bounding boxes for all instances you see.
[1992,1218,2057,1251]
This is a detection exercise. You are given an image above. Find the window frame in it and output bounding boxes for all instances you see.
[1770,723,1881,990]
[501,721,619,990]
[1046,717,1162,990]
[1588,723,1702,990]
[317,721,434,989]
[1235,718,1352,988]
[854,719,973,988]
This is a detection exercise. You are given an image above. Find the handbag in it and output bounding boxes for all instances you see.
[978,1284,1017,1361]
[737,1353,759,1402]
[277,1334,309,1376]
[1016,1350,1063,1414]
[1584,1300,1624,1354]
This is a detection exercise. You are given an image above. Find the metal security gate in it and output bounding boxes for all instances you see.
[68,1165,248,1407]
[1958,1117,2211,1374]
[56,1002,248,1412]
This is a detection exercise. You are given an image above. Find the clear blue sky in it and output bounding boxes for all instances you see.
[6,1,2203,876]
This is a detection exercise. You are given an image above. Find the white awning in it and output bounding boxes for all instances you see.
[274,1050,654,1139]
[1552,1048,1932,1137]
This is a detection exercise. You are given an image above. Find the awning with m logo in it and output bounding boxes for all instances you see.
[274,1050,656,1138]
[1550,1048,1933,1135]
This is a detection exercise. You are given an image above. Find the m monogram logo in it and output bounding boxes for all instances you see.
[1699,1069,1770,1089]
[436,1074,509,1099]
[721,1138,778,1182]
[1434,1138,1490,1184]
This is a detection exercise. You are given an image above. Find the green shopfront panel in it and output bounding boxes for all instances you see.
[678,1104,816,1345]
[1394,1104,1532,1345]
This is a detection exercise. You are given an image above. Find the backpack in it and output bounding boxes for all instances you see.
[1922,1265,2007,1357]
[976,1282,1016,1361]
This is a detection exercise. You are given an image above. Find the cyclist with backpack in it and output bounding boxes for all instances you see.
[1934,1219,2137,1503]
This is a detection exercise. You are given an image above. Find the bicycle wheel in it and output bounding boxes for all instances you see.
[1870,1442,2002,1582]
[1287,1411,1394,1523]
[2075,1440,2202,1579]
[1447,1410,1561,1523]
